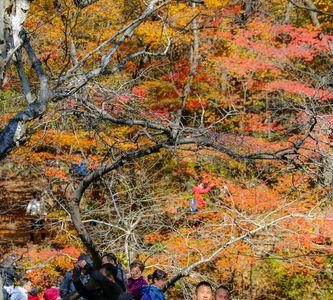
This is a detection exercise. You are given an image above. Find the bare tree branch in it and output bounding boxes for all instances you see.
[73,0,100,9]
[0,30,49,160]
[15,48,34,103]
[288,0,333,16]
[0,0,171,160]
[164,213,306,289]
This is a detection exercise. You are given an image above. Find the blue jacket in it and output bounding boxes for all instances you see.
[140,285,165,300]
[60,270,90,300]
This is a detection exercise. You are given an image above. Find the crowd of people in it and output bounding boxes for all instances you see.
[1,252,231,300]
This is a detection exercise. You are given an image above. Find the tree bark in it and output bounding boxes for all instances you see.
[69,201,102,266]
[302,0,333,55]
[73,0,99,9]
[0,0,30,87]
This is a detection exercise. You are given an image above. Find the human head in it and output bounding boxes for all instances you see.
[215,286,230,300]
[30,286,38,296]
[77,253,92,264]
[100,263,118,282]
[148,269,167,289]
[44,287,60,300]
[130,260,145,280]
[20,278,32,293]
[102,253,117,265]
[196,281,213,300]
[77,253,92,274]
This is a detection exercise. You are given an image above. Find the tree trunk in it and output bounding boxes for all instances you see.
[0,0,30,87]
[303,0,333,55]
[69,201,102,266]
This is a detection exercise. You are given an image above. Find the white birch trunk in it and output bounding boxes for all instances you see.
[0,0,30,86]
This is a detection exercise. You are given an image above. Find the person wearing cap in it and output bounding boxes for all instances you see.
[73,259,131,300]
[59,254,91,300]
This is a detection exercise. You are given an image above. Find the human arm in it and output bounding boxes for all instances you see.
[5,268,21,284]
[83,263,122,300]
[72,268,94,299]
[194,184,214,194]
[128,277,147,299]
[59,272,71,297]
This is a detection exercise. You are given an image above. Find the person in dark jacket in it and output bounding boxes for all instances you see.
[0,254,21,300]
[102,253,127,292]
[60,254,91,300]
[140,269,167,300]
[73,259,124,300]
[127,261,147,300]
[70,151,88,177]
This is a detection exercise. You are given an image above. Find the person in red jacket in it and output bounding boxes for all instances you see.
[193,182,214,210]
[43,287,60,300]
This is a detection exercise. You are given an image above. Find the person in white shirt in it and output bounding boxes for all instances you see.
[26,192,47,217]
[26,191,47,243]
[10,278,32,300]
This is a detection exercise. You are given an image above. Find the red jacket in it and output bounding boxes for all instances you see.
[193,184,213,208]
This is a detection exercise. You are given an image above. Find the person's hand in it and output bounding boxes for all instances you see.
[75,259,86,270]
[74,261,82,270]
[77,259,87,268]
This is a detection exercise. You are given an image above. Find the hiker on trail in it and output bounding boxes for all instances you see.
[70,151,88,177]
[215,285,230,300]
[26,191,47,243]
[192,182,214,210]
[60,254,91,300]
[26,192,47,217]
[0,254,21,300]
[102,253,127,292]
[195,281,213,300]
[73,259,128,300]
[127,261,147,300]
[10,278,32,300]
[140,269,167,300]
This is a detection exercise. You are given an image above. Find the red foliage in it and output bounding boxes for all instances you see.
[132,86,148,98]
[264,80,333,101]
[185,98,207,110]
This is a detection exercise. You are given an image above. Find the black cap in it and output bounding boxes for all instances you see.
[78,253,92,265]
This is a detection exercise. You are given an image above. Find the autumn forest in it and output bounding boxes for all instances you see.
[0,0,332,299]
